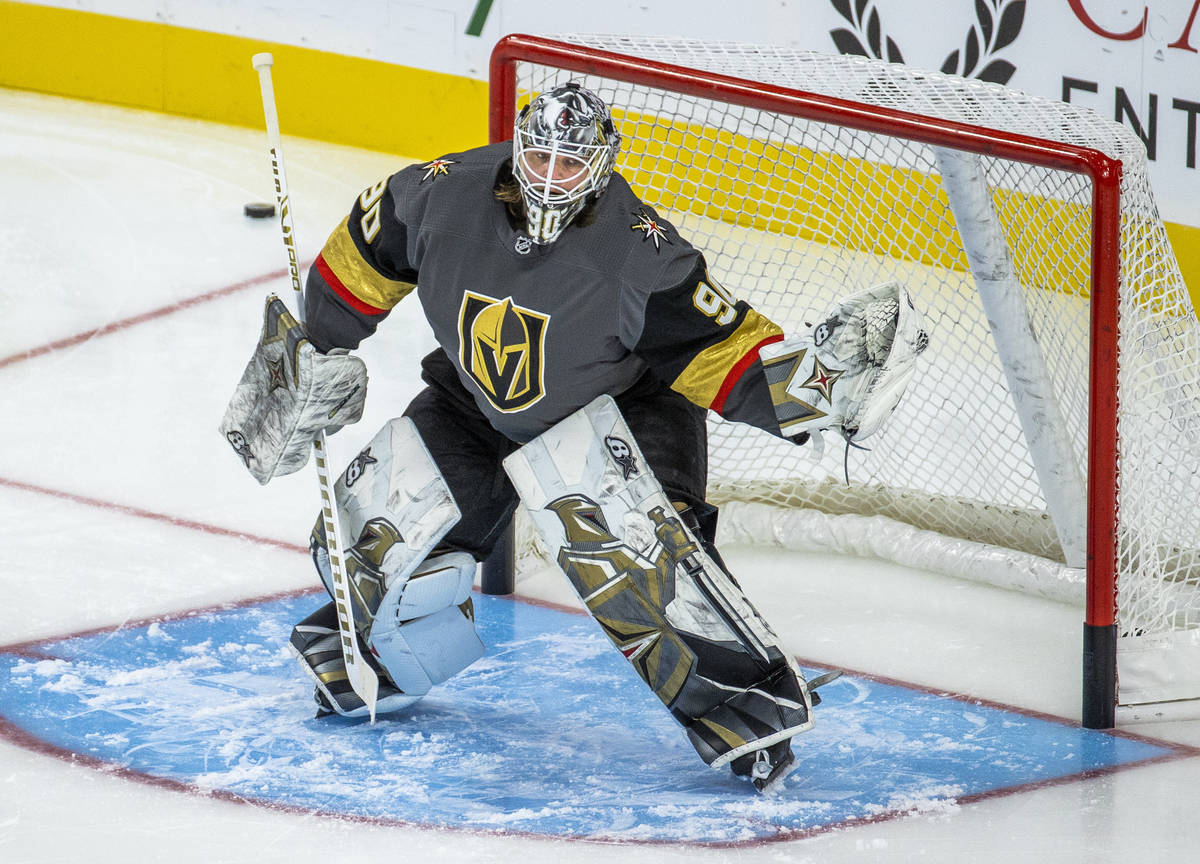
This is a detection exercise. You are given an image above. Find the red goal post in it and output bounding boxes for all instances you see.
[486,32,1154,730]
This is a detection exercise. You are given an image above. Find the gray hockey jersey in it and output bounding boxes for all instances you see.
[303,142,784,442]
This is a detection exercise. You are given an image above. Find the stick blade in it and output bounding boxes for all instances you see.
[347,657,380,724]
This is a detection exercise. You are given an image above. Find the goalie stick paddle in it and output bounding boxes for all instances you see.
[251,52,379,722]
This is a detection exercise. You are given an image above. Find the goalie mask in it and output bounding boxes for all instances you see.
[513,82,621,245]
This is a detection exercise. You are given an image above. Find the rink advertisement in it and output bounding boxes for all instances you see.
[0,590,1182,844]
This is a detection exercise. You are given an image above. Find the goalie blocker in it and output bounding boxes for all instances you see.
[219,294,368,484]
[504,396,817,791]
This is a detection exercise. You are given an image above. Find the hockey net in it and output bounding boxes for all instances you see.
[489,34,1200,724]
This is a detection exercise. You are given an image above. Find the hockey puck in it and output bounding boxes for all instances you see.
[243,202,276,219]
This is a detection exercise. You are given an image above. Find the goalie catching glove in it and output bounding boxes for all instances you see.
[762,281,929,443]
[219,294,367,484]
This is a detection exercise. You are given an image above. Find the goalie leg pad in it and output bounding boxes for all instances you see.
[685,662,811,769]
[220,294,368,484]
[375,550,476,624]
[503,395,814,768]
[289,602,419,718]
[308,416,462,637]
[368,550,483,694]
[298,418,482,711]
[368,598,484,697]
[291,551,482,715]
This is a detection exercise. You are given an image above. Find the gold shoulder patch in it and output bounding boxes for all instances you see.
[421,158,456,182]
[631,209,672,250]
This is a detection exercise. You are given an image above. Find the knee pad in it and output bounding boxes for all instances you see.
[292,551,483,717]
[308,416,462,635]
[367,552,483,696]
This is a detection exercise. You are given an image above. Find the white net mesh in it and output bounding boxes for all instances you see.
[501,35,1200,708]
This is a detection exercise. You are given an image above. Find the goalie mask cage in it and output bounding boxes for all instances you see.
[488,34,1200,729]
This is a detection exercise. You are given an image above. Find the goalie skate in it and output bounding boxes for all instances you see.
[730,738,798,793]
[730,669,843,792]
[289,602,419,718]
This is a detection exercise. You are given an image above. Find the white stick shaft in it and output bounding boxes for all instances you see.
[252,53,379,721]
[253,54,305,315]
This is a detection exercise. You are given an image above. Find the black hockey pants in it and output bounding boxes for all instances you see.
[406,348,710,561]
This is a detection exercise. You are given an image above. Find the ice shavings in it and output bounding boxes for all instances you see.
[42,672,86,694]
[0,592,1166,845]
[145,621,172,641]
[863,784,964,818]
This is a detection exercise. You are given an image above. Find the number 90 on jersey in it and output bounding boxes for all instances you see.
[692,271,738,326]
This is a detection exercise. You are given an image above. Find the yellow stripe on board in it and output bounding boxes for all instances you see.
[617,107,967,271]
[1,1,1196,307]
[0,1,487,157]
[613,107,1198,312]
[1167,223,1200,308]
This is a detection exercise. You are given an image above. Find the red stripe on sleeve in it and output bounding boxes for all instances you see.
[314,254,387,316]
[709,333,784,415]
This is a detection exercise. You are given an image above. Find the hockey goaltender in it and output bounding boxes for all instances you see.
[221,82,929,792]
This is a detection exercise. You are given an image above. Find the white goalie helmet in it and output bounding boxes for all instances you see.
[512,82,621,244]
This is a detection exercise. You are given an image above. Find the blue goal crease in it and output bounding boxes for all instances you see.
[0,592,1182,845]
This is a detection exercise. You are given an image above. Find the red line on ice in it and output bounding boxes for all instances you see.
[0,476,307,557]
[0,264,309,370]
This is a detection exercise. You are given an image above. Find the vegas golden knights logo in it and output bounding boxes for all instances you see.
[458,291,549,412]
[547,494,698,709]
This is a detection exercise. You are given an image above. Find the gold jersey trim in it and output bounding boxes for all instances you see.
[321,216,416,312]
[670,309,783,409]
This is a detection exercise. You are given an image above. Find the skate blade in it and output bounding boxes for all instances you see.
[753,750,799,794]
[808,668,844,706]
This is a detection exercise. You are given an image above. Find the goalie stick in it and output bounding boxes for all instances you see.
[252,52,380,721]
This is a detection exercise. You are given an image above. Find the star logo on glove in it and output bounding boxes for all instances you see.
[266,356,287,393]
[801,357,843,404]
[631,210,671,250]
[421,158,455,182]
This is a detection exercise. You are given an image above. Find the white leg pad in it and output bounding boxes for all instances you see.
[374,551,477,625]
[369,604,484,696]
[312,417,462,629]
[502,395,813,768]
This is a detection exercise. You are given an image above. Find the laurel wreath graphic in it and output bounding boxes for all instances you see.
[829,0,1026,85]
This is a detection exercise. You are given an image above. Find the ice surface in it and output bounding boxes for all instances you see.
[3,593,1173,846]
[1,87,1198,863]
